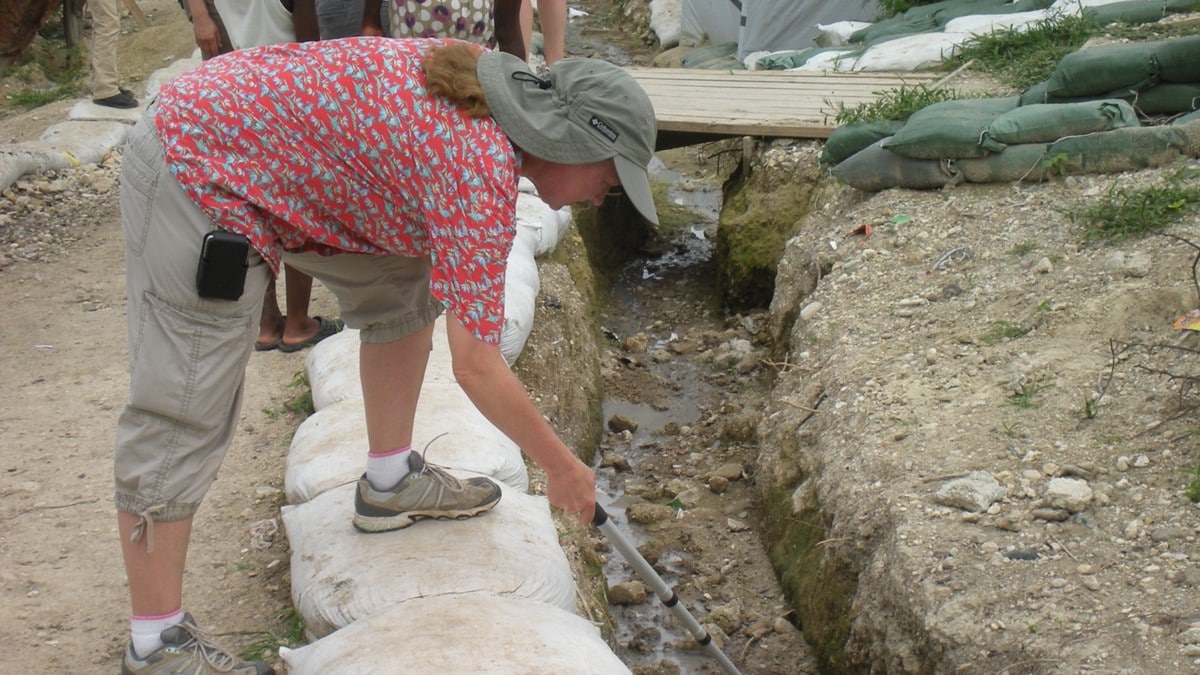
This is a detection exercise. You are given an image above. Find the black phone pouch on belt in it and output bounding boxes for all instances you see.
[195,230,251,301]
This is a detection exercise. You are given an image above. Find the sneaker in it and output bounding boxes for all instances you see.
[93,91,138,109]
[353,452,502,533]
[120,613,273,675]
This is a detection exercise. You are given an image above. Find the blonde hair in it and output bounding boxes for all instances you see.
[423,44,491,119]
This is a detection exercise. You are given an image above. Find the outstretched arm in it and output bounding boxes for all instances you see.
[445,315,595,523]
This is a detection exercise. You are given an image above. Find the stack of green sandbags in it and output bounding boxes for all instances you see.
[1020,34,1200,116]
[848,0,1053,47]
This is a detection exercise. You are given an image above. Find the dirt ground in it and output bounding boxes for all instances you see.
[1,2,1198,675]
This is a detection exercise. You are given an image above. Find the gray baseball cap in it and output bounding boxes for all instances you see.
[478,51,659,225]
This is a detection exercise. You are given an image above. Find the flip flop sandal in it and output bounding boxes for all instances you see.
[254,339,281,352]
[277,316,344,353]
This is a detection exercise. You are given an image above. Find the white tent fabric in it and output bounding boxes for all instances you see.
[280,593,632,674]
[680,0,741,45]
[283,481,576,639]
[737,0,881,60]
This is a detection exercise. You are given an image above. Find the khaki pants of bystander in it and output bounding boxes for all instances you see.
[89,0,122,99]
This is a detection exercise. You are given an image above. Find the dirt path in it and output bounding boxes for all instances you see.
[0,159,322,670]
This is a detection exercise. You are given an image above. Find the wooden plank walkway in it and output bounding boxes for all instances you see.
[626,67,944,148]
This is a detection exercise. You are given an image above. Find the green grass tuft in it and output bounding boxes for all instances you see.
[953,12,1095,91]
[1078,168,1200,243]
[832,83,964,125]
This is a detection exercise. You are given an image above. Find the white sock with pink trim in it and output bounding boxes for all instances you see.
[129,608,185,658]
[366,446,413,491]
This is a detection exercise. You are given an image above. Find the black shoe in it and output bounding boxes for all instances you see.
[93,91,138,109]
[119,86,136,97]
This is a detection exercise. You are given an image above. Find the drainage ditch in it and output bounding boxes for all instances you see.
[587,153,816,674]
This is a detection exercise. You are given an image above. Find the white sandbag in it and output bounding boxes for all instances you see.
[788,49,856,72]
[815,21,871,47]
[650,0,683,49]
[944,10,1051,37]
[742,49,773,70]
[851,32,971,72]
[500,278,537,366]
[305,319,468,410]
[304,328,362,410]
[1051,0,1131,9]
[280,593,631,675]
[515,194,569,256]
[284,390,529,504]
[505,246,540,296]
[283,481,575,639]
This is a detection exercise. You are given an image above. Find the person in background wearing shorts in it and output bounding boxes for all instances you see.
[115,37,657,674]
[180,0,345,352]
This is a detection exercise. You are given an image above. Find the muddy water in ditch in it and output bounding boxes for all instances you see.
[594,159,736,674]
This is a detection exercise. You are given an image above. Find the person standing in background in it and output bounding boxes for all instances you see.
[180,0,344,353]
[360,0,522,58]
[317,0,389,39]
[180,0,232,58]
[520,0,566,65]
[90,0,138,108]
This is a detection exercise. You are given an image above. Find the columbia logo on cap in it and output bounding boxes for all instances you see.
[589,116,619,143]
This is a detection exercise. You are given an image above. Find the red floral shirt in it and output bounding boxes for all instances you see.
[154,37,518,344]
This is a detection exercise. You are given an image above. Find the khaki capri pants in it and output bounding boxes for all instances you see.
[115,113,442,521]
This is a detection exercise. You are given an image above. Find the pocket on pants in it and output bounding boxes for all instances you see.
[128,291,254,430]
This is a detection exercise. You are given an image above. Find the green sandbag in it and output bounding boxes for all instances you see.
[1084,1,1168,27]
[1155,35,1200,83]
[1018,80,1096,106]
[821,120,906,165]
[850,16,938,46]
[1046,125,1189,174]
[1175,110,1200,125]
[1044,42,1158,98]
[851,0,1031,45]
[831,139,959,192]
[930,0,1051,25]
[981,100,1140,151]
[1132,83,1200,114]
[682,42,740,70]
[882,96,1020,160]
[957,144,1051,184]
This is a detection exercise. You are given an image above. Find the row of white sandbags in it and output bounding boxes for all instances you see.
[504,180,572,363]
[280,195,629,671]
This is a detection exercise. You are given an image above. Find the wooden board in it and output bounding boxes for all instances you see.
[626,67,944,140]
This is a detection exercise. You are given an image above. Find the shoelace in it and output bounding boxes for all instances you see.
[173,619,243,672]
[415,455,468,490]
[414,433,467,490]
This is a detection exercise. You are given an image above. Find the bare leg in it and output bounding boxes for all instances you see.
[520,0,534,57]
[118,512,193,615]
[257,277,284,346]
[359,322,435,453]
[280,264,319,345]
